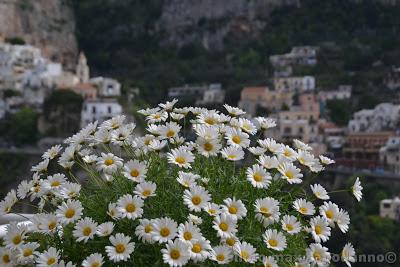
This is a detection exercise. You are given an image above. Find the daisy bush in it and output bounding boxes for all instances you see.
[0,100,362,266]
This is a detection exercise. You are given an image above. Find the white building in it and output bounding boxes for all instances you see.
[81,99,122,127]
[274,76,315,92]
[76,52,90,83]
[348,103,400,133]
[270,46,319,69]
[380,136,400,174]
[196,83,225,105]
[380,197,400,221]
[318,85,352,102]
[90,77,121,98]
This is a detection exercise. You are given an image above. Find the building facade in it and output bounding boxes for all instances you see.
[81,99,122,127]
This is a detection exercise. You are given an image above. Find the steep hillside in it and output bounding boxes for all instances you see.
[0,0,78,69]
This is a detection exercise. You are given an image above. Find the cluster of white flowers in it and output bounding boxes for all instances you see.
[0,100,363,266]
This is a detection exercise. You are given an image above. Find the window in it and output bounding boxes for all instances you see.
[284,127,292,134]
[383,203,391,209]
[92,106,96,114]
[108,106,112,113]
[299,127,303,133]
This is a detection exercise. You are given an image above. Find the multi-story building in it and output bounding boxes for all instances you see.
[274,76,315,92]
[348,103,400,133]
[380,197,400,221]
[318,85,352,102]
[81,99,122,127]
[90,77,121,98]
[269,46,319,70]
[380,136,400,174]
[196,83,225,105]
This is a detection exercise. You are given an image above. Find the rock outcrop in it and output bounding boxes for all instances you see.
[0,0,78,69]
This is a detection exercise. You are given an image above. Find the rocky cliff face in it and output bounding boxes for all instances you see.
[157,0,300,50]
[0,0,78,69]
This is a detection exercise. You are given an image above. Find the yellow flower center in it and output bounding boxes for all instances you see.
[23,248,33,257]
[226,237,236,246]
[216,254,225,261]
[240,251,249,260]
[286,224,294,231]
[183,231,192,240]
[2,254,10,263]
[192,244,202,253]
[160,227,170,237]
[265,264,272,267]
[83,226,92,236]
[144,225,152,233]
[283,150,292,157]
[65,208,75,218]
[299,207,308,214]
[115,244,126,253]
[125,203,136,213]
[104,159,114,166]
[285,171,294,180]
[191,196,202,205]
[253,173,263,182]
[228,206,238,214]
[260,207,271,217]
[166,130,175,138]
[227,155,237,160]
[208,209,216,215]
[90,263,100,267]
[315,225,322,235]
[12,235,22,245]
[47,258,56,265]
[142,190,151,197]
[175,156,186,164]
[51,181,60,187]
[154,114,161,119]
[325,210,334,219]
[232,135,241,144]
[170,249,181,260]
[130,169,139,177]
[268,239,278,247]
[203,142,213,151]
[313,251,321,261]
[219,222,228,231]
[205,118,216,125]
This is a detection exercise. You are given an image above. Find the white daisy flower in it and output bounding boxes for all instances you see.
[254,117,277,131]
[352,177,363,202]
[210,245,233,264]
[222,197,247,220]
[122,160,147,183]
[116,194,144,220]
[212,213,238,238]
[43,173,67,192]
[293,139,312,151]
[341,243,356,267]
[167,147,195,168]
[310,216,331,243]
[311,184,330,200]
[254,197,280,226]
[293,199,315,216]
[295,257,311,267]
[35,247,59,266]
[56,199,83,224]
[223,104,245,116]
[203,202,222,216]
[177,171,199,188]
[197,110,221,126]
[188,214,203,225]
[183,185,211,212]
[225,128,250,148]
[170,112,185,121]
[146,111,168,123]
[134,181,157,199]
[221,236,239,248]
[278,162,303,184]
[138,107,160,116]
[17,242,40,265]
[193,124,220,140]
[96,153,123,174]
[107,202,120,219]
[257,155,279,169]
[152,217,178,243]
[101,115,126,130]
[105,233,135,262]
[263,255,279,267]
[72,217,98,243]
[135,219,156,243]
[238,118,257,135]
[82,253,104,267]
[278,145,298,161]
[96,222,114,237]
[0,247,14,267]
[161,239,191,267]
[246,164,272,188]
[159,121,182,139]
[263,229,287,251]
[297,150,316,167]
[42,145,62,160]
[196,137,222,157]
[281,215,302,235]
[17,180,33,199]
[319,201,339,225]
[319,155,335,165]
[31,159,49,174]
[335,208,350,233]
[306,243,331,267]
[189,237,212,262]
[258,138,283,154]
[233,241,259,263]
[4,221,27,249]
[177,222,202,244]
[60,182,81,199]
[159,99,178,111]
[248,146,266,156]
[221,146,244,161]
[148,139,168,151]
